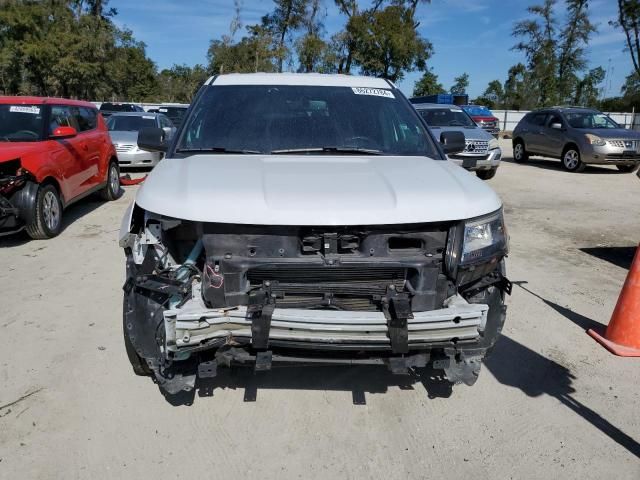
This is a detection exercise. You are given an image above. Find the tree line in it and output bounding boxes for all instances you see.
[0,0,208,102]
[413,0,640,112]
[2,0,640,112]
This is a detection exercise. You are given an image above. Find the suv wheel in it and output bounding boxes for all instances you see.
[477,168,497,180]
[513,140,528,163]
[562,147,585,172]
[25,184,63,239]
[616,164,638,173]
[100,161,121,201]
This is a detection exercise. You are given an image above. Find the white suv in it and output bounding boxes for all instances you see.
[119,73,510,395]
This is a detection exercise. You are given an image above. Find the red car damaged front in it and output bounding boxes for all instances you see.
[0,97,121,238]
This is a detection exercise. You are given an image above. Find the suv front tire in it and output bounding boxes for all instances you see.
[513,139,528,163]
[562,146,585,172]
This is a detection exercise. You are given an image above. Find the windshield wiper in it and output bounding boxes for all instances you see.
[176,147,262,154]
[271,146,383,155]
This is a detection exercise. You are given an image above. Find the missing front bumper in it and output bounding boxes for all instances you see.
[164,293,488,354]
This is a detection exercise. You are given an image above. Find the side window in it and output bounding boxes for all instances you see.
[160,116,173,128]
[547,114,563,127]
[529,113,547,126]
[77,107,97,131]
[49,105,79,135]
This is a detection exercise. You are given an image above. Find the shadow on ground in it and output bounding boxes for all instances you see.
[580,246,637,270]
[163,364,454,407]
[159,280,640,459]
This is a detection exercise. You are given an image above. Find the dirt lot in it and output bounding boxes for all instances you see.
[1,140,639,479]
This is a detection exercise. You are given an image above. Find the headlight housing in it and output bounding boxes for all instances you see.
[461,210,508,264]
[445,209,508,282]
[585,134,606,146]
[489,138,499,150]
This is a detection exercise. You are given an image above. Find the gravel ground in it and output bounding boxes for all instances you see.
[1,140,639,479]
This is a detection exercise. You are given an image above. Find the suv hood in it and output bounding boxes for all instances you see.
[428,126,495,141]
[580,128,640,139]
[134,155,502,225]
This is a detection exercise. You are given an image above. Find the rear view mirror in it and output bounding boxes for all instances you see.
[51,126,77,139]
[138,127,168,152]
[440,131,465,154]
[550,123,563,130]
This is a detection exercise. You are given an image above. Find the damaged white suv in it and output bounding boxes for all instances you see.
[119,73,510,395]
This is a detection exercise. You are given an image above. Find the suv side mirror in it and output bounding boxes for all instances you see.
[138,127,168,152]
[550,122,563,130]
[51,126,77,139]
[440,131,465,154]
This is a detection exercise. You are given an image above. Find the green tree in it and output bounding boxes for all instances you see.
[512,0,558,106]
[158,64,208,103]
[503,63,530,109]
[557,0,595,102]
[450,72,469,94]
[474,79,504,108]
[611,0,640,78]
[412,69,445,96]
[262,0,308,72]
[349,5,432,82]
[208,24,282,74]
[295,0,328,72]
[511,0,597,106]
[573,66,605,106]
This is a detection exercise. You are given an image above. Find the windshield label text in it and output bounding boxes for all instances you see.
[9,106,40,114]
[351,87,395,99]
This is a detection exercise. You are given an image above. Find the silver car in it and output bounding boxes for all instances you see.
[414,103,502,180]
[512,107,640,173]
[107,112,176,167]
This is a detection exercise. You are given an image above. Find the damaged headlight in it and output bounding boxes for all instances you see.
[445,209,508,278]
[461,210,507,264]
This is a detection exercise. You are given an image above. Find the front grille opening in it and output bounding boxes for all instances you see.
[247,265,411,311]
[388,237,424,251]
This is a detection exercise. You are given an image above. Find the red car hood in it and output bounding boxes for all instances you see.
[470,115,499,122]
[0,142,47,163]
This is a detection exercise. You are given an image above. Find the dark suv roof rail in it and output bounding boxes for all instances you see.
[549,105,591,110]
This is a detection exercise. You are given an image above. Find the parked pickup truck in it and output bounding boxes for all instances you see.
[461,105,500,137]
[119,73,510,395]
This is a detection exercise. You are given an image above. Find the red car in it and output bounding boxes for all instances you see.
[0,97,120,238]
[461,105,500,137]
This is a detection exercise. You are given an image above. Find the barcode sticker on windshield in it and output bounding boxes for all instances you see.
[143,115,155,119]
[10,106,40,114]
[351,87,395,99]
[159,108,168,112]
[450,108,463,112]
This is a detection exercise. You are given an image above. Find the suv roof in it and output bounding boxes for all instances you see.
[107,112,161,117]
[206,72,392,88]
[0,96,95,108]
[531,106,596,113]
[412,103,460,109]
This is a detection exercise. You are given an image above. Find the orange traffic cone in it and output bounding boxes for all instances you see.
[588,244,640,356]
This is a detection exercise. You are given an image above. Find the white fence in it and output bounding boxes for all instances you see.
[494,110,637,132]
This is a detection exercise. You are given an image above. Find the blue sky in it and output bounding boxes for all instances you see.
[110,0,630,98]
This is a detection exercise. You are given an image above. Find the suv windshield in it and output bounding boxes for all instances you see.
[418,107,476,127]
[0,104,44,141]
[107,115,157,132]
[463,105,493,116]
[565,111,619,129]
[177,85,438,156]
[158,107,188,126]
